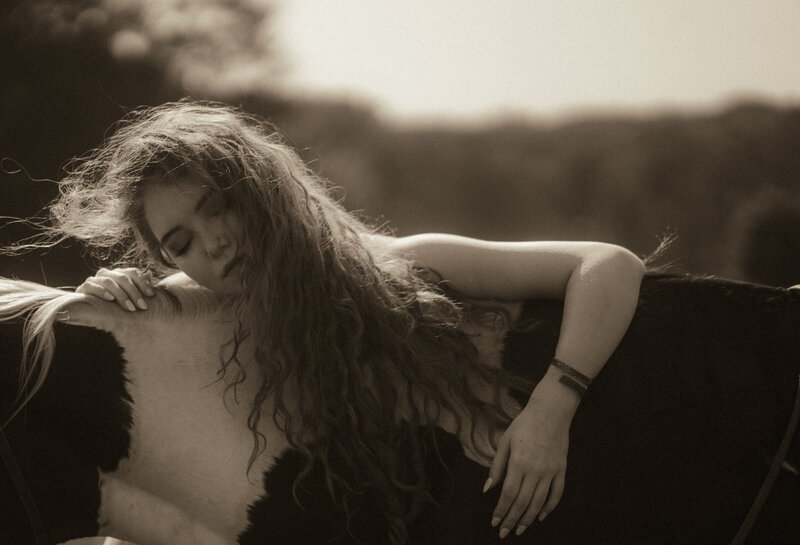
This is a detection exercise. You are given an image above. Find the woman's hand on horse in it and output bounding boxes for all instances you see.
[76,268,154,311]
[485,393,571,538]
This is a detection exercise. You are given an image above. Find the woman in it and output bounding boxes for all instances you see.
[44,100,643,542]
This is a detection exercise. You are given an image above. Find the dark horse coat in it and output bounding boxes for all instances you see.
[1,272,799,545]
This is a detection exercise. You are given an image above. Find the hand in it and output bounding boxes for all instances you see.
[76,267,154,311]
[484,390,573,538]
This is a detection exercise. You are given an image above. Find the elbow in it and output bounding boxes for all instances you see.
[587,243,644,286]
[604,245,646,289]
[618,245,645,277]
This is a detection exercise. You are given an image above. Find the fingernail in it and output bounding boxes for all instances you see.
[516,525,527,536]
[136,298,148,310]
[482,477,493,493]
[125,300,136,312]
[499,528,510,539]
[491,517,501,528]
[539,512,548,521]
[103,291,114,301]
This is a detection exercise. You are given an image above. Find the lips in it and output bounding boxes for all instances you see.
[222,255,243,278]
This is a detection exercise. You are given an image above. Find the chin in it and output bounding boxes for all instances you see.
[214,279,245,296]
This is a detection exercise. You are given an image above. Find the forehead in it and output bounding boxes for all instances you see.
[142,176,214,236]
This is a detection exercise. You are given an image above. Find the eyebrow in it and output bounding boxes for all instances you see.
[158,188,214,248]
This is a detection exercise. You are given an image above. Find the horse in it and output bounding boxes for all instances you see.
[1,272,799,545]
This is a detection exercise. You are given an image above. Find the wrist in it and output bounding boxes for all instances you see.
[527,367,582,417]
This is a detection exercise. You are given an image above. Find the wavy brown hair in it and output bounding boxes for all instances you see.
[24,99,532,543]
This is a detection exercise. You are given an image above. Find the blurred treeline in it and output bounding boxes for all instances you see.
[1,0,799,287]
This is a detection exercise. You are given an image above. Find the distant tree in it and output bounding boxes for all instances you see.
[0,0,280,284]
[735,191,800,287]
[1,2,798,285]
[1,0,281,180]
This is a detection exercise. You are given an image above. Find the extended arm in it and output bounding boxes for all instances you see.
[386,233,645,537]
[389,233,643,375]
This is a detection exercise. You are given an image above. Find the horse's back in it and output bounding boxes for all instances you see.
[501,273,800,544]
[3,273,800,545]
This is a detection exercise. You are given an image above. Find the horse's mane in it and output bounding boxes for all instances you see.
[0,273,224,424]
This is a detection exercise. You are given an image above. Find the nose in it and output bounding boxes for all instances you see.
[202,229,231,259]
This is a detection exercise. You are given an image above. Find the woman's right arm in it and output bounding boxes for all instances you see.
[76,267,154,311]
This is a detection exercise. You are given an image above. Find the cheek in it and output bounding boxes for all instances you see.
[221,208,244,236]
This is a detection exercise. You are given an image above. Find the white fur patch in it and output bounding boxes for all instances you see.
[89,306,289,545]
[54,283,514,544]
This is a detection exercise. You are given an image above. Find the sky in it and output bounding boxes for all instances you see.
[272,0,800,123]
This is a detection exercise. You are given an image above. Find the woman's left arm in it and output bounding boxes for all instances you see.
[388,233,645,538]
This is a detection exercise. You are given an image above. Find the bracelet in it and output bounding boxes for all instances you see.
[559,375,588,397]
[550,357,592,386]
[550,357,592,397]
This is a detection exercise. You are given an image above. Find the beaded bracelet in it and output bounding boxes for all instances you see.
[550,357,592,397]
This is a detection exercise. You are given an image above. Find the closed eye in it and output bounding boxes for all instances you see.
[173,239,192,257]
[167,232,192,257]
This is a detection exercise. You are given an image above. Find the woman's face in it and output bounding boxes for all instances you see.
[143,175,245,294]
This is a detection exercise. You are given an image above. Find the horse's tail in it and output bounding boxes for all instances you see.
[0,277,89,424]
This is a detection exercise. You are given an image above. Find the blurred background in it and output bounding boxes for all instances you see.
[1,0,799,287]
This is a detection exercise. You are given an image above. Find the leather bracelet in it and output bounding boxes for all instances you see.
[550,357,592,387]
[559,374,588,397]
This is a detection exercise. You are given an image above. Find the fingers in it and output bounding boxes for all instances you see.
[114,267,154,298]
[493,472,557,538]
[539,472,564,521]
[491,463,522,528]
[484,435,510,494]
[97,268,153,310]
[486,453,565,538]
[492,470,530,538]
[76,268,154,311]
[515,478,554,534]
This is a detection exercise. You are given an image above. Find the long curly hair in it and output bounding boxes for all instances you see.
[27,99,531,543]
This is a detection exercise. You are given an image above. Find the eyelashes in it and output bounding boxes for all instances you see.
[173,239,191,257]
[163,192,229,258]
